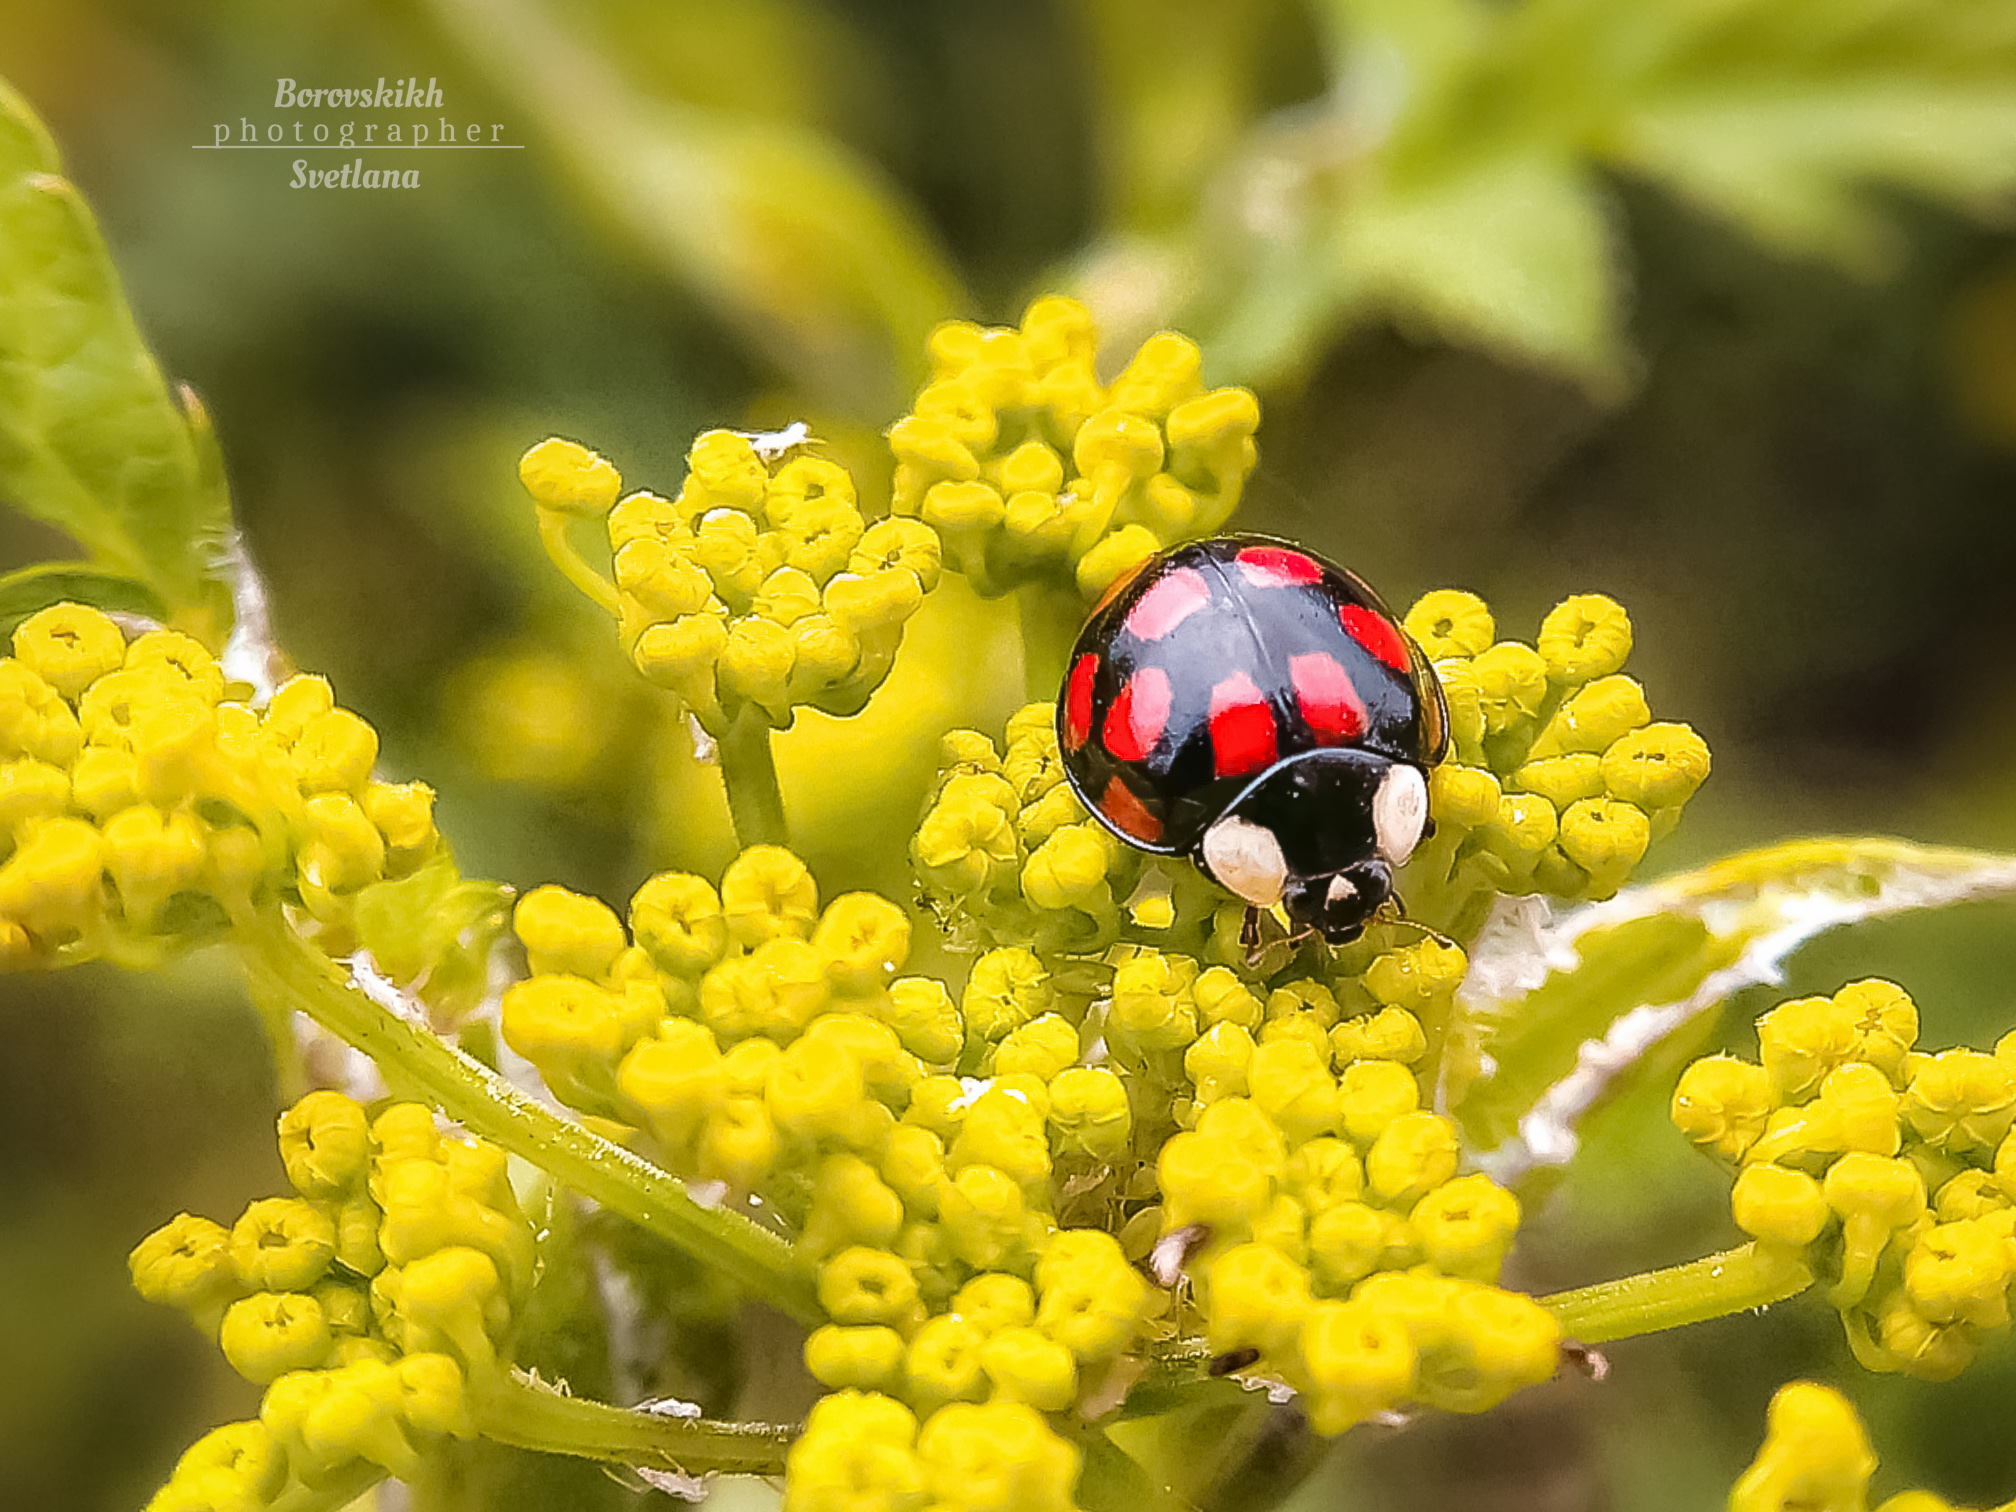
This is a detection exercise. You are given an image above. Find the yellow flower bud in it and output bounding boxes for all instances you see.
[129,1213,244,1323]
[1556,796,1651,890]
[937,1163,1036,1272]
[812,892,911,995]
[805,1324,910,1391]
[1339,1059,1421,1145]
[990,1013,1080,1080]
[1470,643,1549,737]
[906,1314,989,1407]
[1536,594,1632,684]
[1307,1202,1396,1293]
[629,870,728,977]
[1672,1054,1773,1162]
[1405,591,1496,662]
[697,1096,779,1190]
[632,612,728,691]
[0,815,104,943]
[1600,722,1711,809]
[519,437,621,518]
[1731,1163,1830,1247]
[915,1401,1081,1512]
[12,603,126,700]
[1186,1022,1255,1105]
[1035,1229,1148,1361]
[513,883,626,981]
[1410,1174,1522,1281]
[1529,674,1650,758]
[1,662,83,765]
[278,1091,372,1198]
[721,844,819,947]
[617,1020,725,1156]
[1300,1298,1417,1435]
[1192,966,1264,1032]
[1249,1039,1343,1147]
[1513,753,1605,808]
[1201,1241,1311,1356]
[1905,1049,2016,1157]
[1021,823,1114,912]
[100,804,207,928]
[0,758,67,830]
[219,1291,332,1383]
[1074,524,1161,601]
[1364,1111,1460,1206]
[1429,763,1502,830]
[614,538,716,620]
[1730,1381,1876,1512]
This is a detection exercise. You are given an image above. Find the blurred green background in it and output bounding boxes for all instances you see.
[6,0,2016,1508]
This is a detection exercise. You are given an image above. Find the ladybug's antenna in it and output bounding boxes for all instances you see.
[1370,899,1459,952]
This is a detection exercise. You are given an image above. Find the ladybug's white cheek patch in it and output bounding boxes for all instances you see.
[1200,816,1289,906]
[1373,763,1428,865]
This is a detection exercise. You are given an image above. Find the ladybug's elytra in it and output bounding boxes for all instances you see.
[1056,535,1448,943]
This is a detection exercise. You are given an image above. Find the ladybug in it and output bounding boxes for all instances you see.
[1056,535,1447,944]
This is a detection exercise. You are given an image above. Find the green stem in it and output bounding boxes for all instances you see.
[239,918,822,1324]
[469,1368,794,1476]
[536,511,622,617]
[1020,581,1084,702]
[1539,1242,1813,1345]
[717,706,789,848]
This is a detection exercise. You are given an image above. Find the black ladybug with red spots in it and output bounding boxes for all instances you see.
[1057,535,1448,944]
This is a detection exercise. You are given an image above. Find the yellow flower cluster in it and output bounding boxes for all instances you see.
[889,297,1260,600]
[130,1092,535,1507]
[1150,950,1557,1435]
[1730,1379,2016,1512]
[501,834,1565,1469]
[0,604,441,970]
[914,703,1185,960]
[502,850,1147,1512]
[521,430,941,733]
[1674,981,2016,1380]
[1400,590,1711,933]
[787,1391,1082,1512]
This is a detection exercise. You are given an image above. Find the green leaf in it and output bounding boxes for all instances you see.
[1447,838,2016,1180]
[0,561,166,635]
[350,856,513,1026]
[0,77,231,633]
[1093,0,2016,389]
[1334,149,1626,389]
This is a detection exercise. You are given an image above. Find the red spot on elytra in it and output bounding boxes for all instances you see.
[1104,666,1172,763]
[1101,776,1163,843]
[1125,567,1212,641]
[1341,605,1411,673]
[1236,545,1324,589]
[1209,671,1278,778]
[1290,653,1366,744]
[1063,654,1098,752]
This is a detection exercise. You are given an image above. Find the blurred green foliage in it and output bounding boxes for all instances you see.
[5,0,2016,1510]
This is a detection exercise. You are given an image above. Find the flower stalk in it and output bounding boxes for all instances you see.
[238,916,823,1324]
[468,1368,795,1476]
[717,704,790,849]
[1538,1242,1813,1345]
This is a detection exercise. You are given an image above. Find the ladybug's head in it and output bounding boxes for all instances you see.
[1281,858,1394,942]
[1194,748,1429,945]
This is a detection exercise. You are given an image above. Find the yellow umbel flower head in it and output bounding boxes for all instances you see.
[521,432,940,735]
[889,296,1260,600]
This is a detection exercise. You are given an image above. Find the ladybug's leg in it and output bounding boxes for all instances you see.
[1239,905,1263,954]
